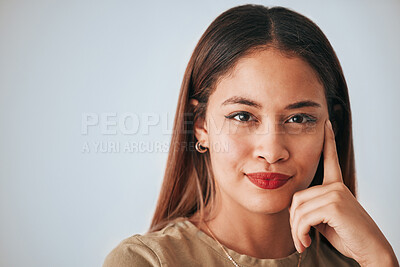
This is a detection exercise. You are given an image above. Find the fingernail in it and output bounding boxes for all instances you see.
[294,242,300,253]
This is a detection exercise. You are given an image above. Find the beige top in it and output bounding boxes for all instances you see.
[103,219,360,267]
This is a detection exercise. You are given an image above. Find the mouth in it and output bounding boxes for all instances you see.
[245,172,293,190]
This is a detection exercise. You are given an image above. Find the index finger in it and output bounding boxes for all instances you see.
[323,119,343,184]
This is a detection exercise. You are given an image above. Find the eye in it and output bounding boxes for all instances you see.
[286,113,317,124]
[225,111,257,123]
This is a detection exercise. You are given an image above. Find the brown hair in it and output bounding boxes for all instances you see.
[148,4,356,251]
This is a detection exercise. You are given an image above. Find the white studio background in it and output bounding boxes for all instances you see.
[0,0,399,266]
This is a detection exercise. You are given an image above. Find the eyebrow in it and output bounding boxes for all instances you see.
[221,96,322,110]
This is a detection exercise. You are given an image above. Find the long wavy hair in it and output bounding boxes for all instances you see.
[148,4,356,253]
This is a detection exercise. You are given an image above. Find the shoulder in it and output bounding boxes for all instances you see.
[102,234,161,267]
[103,219,203,267]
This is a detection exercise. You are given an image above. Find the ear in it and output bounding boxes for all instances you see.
[190,98,209,148]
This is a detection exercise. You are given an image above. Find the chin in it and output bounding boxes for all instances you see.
[243,197,291,215]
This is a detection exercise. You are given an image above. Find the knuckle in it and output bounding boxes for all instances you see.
[334,182,346,190]
[291,192,301,207]
[328,182,345,193]
[291,193,298,210]
[329,190,342,202]
[328,202,341,214]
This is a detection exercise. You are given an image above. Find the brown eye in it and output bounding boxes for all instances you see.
[236,113,250,121]
[290,115,304,123]
[287,114,317,124]
[225,111,256,123]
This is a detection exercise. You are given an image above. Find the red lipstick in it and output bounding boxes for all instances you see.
[246,172,292,189]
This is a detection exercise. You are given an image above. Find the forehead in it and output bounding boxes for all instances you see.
[211,49,326,109]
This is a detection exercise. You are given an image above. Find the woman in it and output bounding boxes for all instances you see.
[103,4,398,266]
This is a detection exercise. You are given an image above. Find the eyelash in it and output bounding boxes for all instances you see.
[224,112,317,124]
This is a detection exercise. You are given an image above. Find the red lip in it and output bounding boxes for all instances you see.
[246,172,292,189]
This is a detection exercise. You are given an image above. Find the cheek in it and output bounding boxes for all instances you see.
[296,137,323,159]
[208,131,252,176]
[291,132,324,184]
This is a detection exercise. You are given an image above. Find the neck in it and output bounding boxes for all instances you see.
[192,195,297,259]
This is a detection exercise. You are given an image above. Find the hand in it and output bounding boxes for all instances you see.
[289,119,398,266]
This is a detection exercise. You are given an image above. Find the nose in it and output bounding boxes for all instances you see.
[254,124,289,164]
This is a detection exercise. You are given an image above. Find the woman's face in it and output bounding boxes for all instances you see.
[195,48,329,215]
